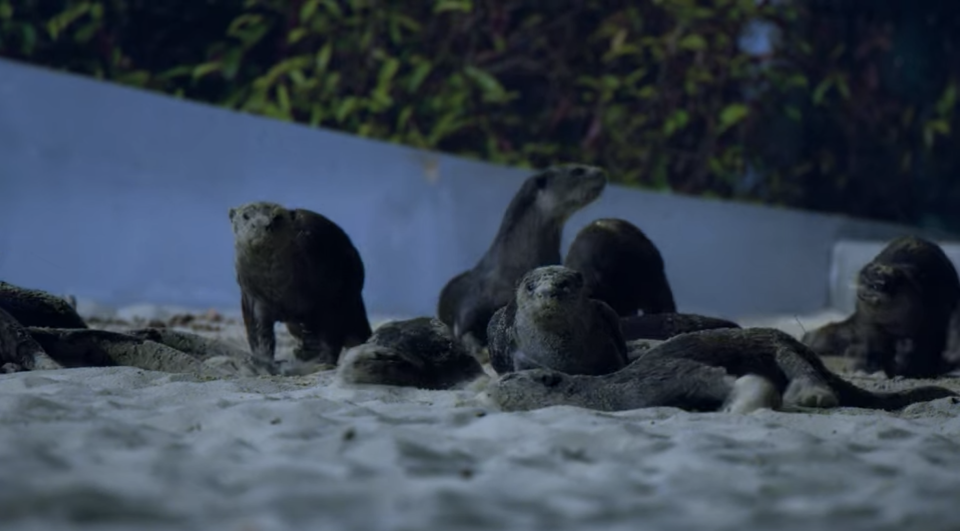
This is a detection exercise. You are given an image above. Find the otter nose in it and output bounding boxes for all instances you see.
[534,279,574,298]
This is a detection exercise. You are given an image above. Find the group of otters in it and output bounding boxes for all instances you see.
[2,163,960,414]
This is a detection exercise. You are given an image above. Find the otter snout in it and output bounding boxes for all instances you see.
[521,267,584,301]
[571,165,607,201]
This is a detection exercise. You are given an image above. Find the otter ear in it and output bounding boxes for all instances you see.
[228,208,236,221]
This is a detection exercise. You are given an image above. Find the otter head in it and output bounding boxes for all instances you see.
[521,164,607,222]
[516,265,586,311]
[228,202,294,246]
[856,262,919,318]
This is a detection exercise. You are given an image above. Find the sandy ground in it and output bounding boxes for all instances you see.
[2,304,960,531]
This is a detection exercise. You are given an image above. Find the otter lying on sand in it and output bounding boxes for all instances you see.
[338,317,485,390]
[486,265,628,376]
[802,235,960,378]
[487,327,958,413]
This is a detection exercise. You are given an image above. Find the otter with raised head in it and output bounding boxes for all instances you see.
[230,201,372,367]
[564,218,676,316]
[337,317,485,390]
[437,164,607,356]
[487,327,958,413]
[486,265,628,376]
[802,235,960,378]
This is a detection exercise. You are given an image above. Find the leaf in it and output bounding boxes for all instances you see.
[276,84,291,112]
[115,70,151,87]
[222,48,243,80]
[397,106,414,129]
[464,65,506,101]
[834,74,850,100]
[335,97,358,123]
[310,105,325,126]
[74,20,100,43]
[377,57,400,93]
[321,0,343,17]
[288,27,308,44]
[300,0,320,22]
[936,82,957,116]
[785,105,802,122]
[434,0,473,13]
[812,78,832,105]
[407,60,433,93]
[46,2,91,40]
[663,109,690,136]
[678,34,707,51]
[718,103,749,132]
[192,61,222,80]
[0,2,13,19]
[316,43,333,72]
[427,112,467,145]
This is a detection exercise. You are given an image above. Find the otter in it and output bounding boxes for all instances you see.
[437,164,607,355]
[0,306,62,372]
[337,317,485,390]
[619,312,741,341]
[486,265,629,376]
[802,235,960,378]
[230,201,372,366]
[564,218,676,316]
[487,327,958,413]
[0,280,88,329]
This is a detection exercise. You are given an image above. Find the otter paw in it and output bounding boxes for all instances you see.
[1,363,24,374]
[722,375,781,414]
[783,378,839,408]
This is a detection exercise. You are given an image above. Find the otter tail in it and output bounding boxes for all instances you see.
[827,373,957,411]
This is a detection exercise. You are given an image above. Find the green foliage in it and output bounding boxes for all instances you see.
[1,0,958,229]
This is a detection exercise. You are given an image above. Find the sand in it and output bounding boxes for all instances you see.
[2,304,960,531]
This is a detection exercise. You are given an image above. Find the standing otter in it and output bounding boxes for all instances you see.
[230,201,372,366]
[802,235,960,378]
[437,164,607,355]
[337,317,485,390]
[564,218,676,316]
[487,327,958,413]
[486,265,628,376]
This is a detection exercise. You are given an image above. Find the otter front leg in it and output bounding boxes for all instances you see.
[286,322,339,365]
[773,344,840,408]
[241,292,276,361]
[846,329,893,375]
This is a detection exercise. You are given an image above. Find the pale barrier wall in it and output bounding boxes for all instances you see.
[0,59,952,319]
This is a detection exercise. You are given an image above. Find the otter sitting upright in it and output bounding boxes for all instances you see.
[437,164,607,356]
[229,201,372,367]
[802,235,960,378]
[486,265,628,376]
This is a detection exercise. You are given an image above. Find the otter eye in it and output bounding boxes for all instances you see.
[570,166,585,178]
[534,175,548,189]
[242,213,250,221]
[525,281,536,293]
